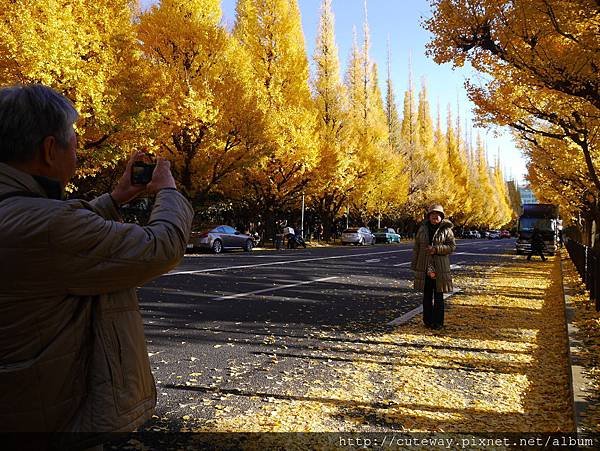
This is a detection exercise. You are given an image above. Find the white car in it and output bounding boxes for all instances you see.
[341,227,376,245]
[488,230,501,239]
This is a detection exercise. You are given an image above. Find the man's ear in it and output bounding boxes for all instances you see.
[40,135,58,167]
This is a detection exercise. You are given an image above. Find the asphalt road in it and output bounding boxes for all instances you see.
[127,237,516,435]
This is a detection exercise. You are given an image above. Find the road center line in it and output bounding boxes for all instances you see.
[213,276,338,301]
[167,249,411,276]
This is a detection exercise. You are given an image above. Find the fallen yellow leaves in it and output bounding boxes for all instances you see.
[190,255,574,434]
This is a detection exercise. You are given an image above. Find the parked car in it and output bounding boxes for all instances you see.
[500,229,511,239]
[488,230,501,239]
[464,230,480,239]
[187,225,255,254]
[341,227,376,245]
[373,228,401,243]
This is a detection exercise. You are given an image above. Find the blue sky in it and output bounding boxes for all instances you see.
[140,0,527,183]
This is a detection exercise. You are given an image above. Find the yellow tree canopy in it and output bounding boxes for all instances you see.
[426,0,599,110]
[427,103,455,210]
[400,72,429,220]
[425,0,600,220]
[417,82,442,205]
[491,159,513,226]
[445,107,473,225]
[344,13,401,223]
[234,0,318,214]
[522,133,591,223]
[137,0,267,201]
[0,0,144,176]
[385,47,403,155]
[309,0,356,231]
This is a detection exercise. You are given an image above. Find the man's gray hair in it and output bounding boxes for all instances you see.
[0,84,79,163]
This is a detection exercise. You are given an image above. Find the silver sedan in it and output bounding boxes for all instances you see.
[187,225,255,254]
[341,227,376,245]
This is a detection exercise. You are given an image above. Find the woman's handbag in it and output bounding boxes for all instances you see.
[427,261,436,279]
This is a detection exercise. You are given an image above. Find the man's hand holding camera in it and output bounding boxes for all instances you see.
[110,151,176,206]
[427,245,436,255]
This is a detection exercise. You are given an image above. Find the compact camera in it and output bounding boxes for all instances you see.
[131,161,156,185]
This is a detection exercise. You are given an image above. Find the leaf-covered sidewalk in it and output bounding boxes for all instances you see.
[192,253,574,433]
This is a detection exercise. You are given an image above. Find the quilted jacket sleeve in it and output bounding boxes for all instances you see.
[434,227,456,256]
[47,189,193,296]
[88,193,121,221]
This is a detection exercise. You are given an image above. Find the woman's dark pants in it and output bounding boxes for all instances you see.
[423,275,444,328]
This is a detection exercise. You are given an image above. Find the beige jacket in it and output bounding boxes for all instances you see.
[0,162,193,435]
[411,219,456,293]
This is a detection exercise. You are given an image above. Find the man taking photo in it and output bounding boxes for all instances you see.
[0,84,193,449]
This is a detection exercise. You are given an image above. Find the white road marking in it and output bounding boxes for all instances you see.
[393,262,411,267]
[138,287,213,298]
[365,259,381,263]
[388,305,423,325]
[213,276,338,301]
[387,288,463,326]
[167,249,411,276]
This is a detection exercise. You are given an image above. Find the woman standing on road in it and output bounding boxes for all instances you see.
[411,204,456,329]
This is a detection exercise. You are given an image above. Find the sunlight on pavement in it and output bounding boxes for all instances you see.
[190,256,574,435]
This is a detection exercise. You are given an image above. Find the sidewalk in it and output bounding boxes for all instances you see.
[562,251,600,433]
[186,251,575,434]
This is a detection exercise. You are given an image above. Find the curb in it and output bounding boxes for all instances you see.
[387,288,463,326]
[560,250,590,432]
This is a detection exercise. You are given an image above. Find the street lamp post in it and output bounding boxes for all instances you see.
[301,192,305,239]
[346,204,349,229]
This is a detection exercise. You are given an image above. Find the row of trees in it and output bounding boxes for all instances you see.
[425,0,599,239]
[0,0,515,237]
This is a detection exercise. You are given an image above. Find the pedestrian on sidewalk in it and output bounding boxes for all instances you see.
[411,204,456,330]
[527,227,547,261]
[0,84,193,449]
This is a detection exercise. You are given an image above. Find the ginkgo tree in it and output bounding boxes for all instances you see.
[425,0,600,227]
[344,13,407,226]
[309,0,356,239]
[442,107,472,226]
[399,72,431,221]
[425,104,454,210]
[137,0,267,204]
[233,0,318,234]
[0,0,145,181]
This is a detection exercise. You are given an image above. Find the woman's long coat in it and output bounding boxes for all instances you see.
[411,219,456,292]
